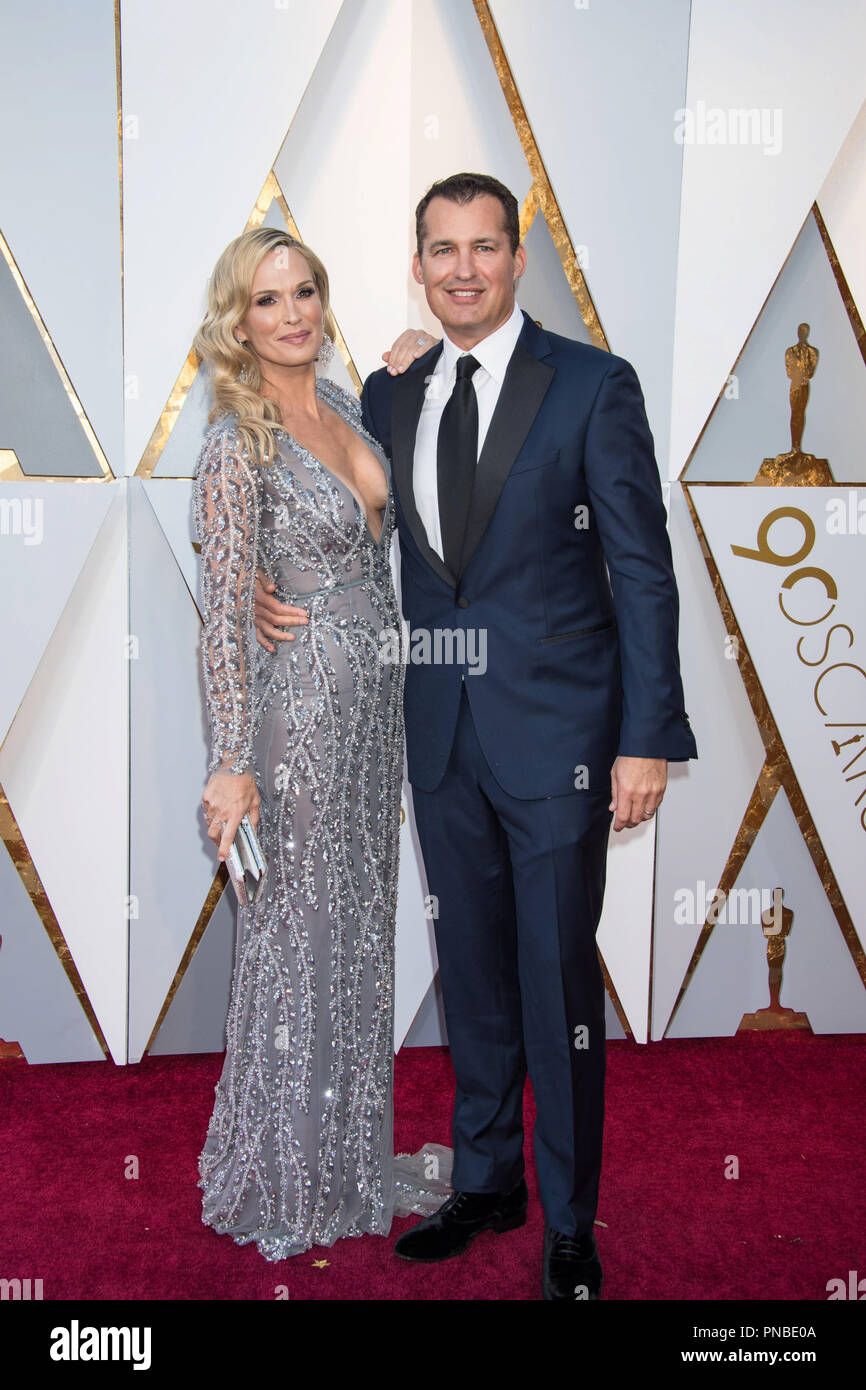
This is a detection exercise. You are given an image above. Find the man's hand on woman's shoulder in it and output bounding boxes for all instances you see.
[382,329,440,375]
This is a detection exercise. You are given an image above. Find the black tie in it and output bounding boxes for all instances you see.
[437,354,480,577]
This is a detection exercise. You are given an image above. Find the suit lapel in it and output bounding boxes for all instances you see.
[390,343,456,587]
[389,315,556,588]
[458,326,555,578]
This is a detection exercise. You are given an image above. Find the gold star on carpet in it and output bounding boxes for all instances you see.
[312,1259,330,1269]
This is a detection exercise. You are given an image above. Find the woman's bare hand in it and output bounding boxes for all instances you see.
[202,767,260,862]
[254,568,308,652]
[382,329,440,375]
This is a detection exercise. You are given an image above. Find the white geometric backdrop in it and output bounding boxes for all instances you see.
[0,0,863,1065]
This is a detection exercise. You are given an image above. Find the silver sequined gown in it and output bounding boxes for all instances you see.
[192,377,406,1261]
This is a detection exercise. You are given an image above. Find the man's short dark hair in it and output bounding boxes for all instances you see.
[415,172,520,256]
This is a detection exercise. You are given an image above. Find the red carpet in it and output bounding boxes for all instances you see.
[1,1033,863,1301]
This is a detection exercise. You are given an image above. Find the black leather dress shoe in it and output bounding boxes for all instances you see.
[542,1226,603,1300]
[394,1178,528,1261]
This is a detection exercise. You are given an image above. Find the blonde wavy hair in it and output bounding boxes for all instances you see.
[193,227,338,464]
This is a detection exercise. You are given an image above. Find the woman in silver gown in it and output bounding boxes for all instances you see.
[192,227,441,1261]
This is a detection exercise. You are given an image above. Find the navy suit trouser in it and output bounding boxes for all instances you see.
[410,683,612,1236]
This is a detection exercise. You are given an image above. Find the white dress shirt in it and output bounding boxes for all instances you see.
[413,298,524,560]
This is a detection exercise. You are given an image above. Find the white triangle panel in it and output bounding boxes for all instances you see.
[490,0,690,470]
[0,491,129,1062]
[274,0,413,385]
[597,820,655,1043]
[406,0,531,268]
[122,0,344,471]
[685,211,866,484]
[671,0,866,477]
[275,0,530,387]
[652,485,766,1037]
[402,973,446,1047]
[667,787,866,1036]
[0,483,114,741]
[0,1,123,470]
[0,844,104,1064]
[519,213,593,345]
[148,887,236,1056]
[0,254,104,479]
[395,784,439,1051]
[127,480,218,1061]
[818,97,866,328]
[141,478,197,606]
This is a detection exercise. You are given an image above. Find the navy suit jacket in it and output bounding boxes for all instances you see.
[362,310,697,798]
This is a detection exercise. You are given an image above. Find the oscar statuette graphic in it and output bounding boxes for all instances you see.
[738,888,812,1031]
[754,323,834,485]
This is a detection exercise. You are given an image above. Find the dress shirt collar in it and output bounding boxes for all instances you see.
[439,298,524,385]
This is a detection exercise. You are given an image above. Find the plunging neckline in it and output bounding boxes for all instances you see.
[273,387,389,551]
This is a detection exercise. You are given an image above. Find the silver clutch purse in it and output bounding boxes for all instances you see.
[225,813,268,907]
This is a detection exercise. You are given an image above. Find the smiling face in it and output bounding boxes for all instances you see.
[412,193,526,349]
[236,246,324,370]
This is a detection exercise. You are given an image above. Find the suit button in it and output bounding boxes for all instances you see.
[457,596,470,609]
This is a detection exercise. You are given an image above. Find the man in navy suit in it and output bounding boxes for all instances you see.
[256,172,696,1298]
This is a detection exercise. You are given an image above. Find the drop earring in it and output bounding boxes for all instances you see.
[236,337,249,382]
[317,332,335,369]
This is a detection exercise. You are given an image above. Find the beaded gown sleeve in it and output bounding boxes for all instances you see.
[192,421,260,776]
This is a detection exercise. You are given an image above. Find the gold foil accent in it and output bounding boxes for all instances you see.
[472,0,607,350]
[814,201,866,369]
[753,455,834,486]
[0,449,24,481]
[519,185,539,242]
[0,228,113,482]
[143,863,229,1056]
[134,349,200,480]
[0,782,109,1058]
[249,168,285,229]
[599,949,633,1038]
